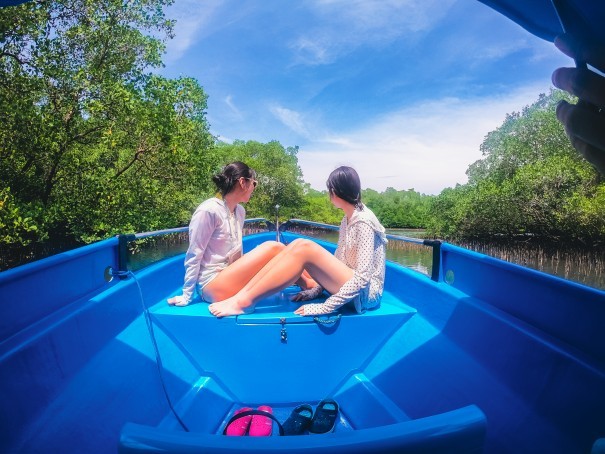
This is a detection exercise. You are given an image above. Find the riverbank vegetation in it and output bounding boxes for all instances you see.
[426,90,605,247]
[1,0,604,271]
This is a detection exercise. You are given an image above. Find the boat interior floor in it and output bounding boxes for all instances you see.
[147,286,418,432]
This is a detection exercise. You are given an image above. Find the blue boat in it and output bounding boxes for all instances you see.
[2,0,605,452]
[1,218,604,453]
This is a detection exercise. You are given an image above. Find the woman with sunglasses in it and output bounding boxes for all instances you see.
[168,161,316,306]
[209,166,387,317]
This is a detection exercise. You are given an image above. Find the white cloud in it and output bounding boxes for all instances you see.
[290,38,331,66]
[290,0,456,65]
[475,39,530,61]
[163,0,226,63]
[224,95,243,119]
[528,38,574,65]
[312,0,454,33]
[298,83,551,195]
[269,105,310,137]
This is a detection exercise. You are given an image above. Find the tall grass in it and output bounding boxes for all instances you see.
[461,240,605,290]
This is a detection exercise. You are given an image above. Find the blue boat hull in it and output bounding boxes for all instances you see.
[1,231,604,453]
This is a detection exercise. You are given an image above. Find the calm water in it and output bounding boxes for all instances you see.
[129,228,605,292]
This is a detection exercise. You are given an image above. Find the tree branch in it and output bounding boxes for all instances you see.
[113,141,158,179]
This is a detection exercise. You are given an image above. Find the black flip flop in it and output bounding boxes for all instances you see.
[282,404,313,435]
[308,399,339,434]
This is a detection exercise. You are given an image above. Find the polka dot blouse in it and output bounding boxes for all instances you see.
[302,205,387,315]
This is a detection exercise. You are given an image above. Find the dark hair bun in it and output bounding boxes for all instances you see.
[213,161,256,196]
[212,173,227,187]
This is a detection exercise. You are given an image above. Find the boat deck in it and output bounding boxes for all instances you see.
[120,285,486,452]
[147,286,418,430]
[3,232,604,453]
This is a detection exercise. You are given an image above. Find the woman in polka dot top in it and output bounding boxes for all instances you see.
[209,166,387,317]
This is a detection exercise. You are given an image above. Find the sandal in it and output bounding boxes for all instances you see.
[308,399,339,434]
[282,404,313,435]
[249,405,274,437]
[224,407,253,436]
[222,407,285,436]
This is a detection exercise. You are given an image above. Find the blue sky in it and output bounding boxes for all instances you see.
[159,0,572,195]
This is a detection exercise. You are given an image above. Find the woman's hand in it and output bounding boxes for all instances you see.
[290,285,323,302]
[290,292,306,302]
[294,305,307,315]
[167,295,188,306]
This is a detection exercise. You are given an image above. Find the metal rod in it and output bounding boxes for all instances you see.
[385,233,426,246]
[275,205,280,242]
[287,218,427,245]
[132,218,275,241]
[133,227,188,240]
[121,218,442,280]
[286,218,340,232]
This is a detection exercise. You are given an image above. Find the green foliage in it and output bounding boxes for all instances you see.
[0,187,44,245]
[561,185,605,242]
[428,89,605,245]
[50,75,217,242]
[284,185,434,229]
[212,140,306,220]
[467,90,575,185]
[364,187,431,228]
[2,1,603,267]
[295,185,342,225]
[1,0,217,244]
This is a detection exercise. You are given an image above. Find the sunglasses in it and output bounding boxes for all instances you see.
[245,177,258,188]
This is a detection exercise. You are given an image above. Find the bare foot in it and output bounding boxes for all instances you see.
[208,297,253,317]
[167,295,188,306]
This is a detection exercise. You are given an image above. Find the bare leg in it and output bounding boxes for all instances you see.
[208,239,353,317]
[169,242,285,306]
[202,241,285,302]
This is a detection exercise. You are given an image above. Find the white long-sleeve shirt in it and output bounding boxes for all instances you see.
[181,197,245,303]
[302,205,387,315]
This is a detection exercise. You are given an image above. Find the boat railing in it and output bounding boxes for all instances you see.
[127,218,277,241]
[389,235,442,282]
[279,219,442,282]
[279,218,340,232]
[116,218,277,275]
[115,218,441,281]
